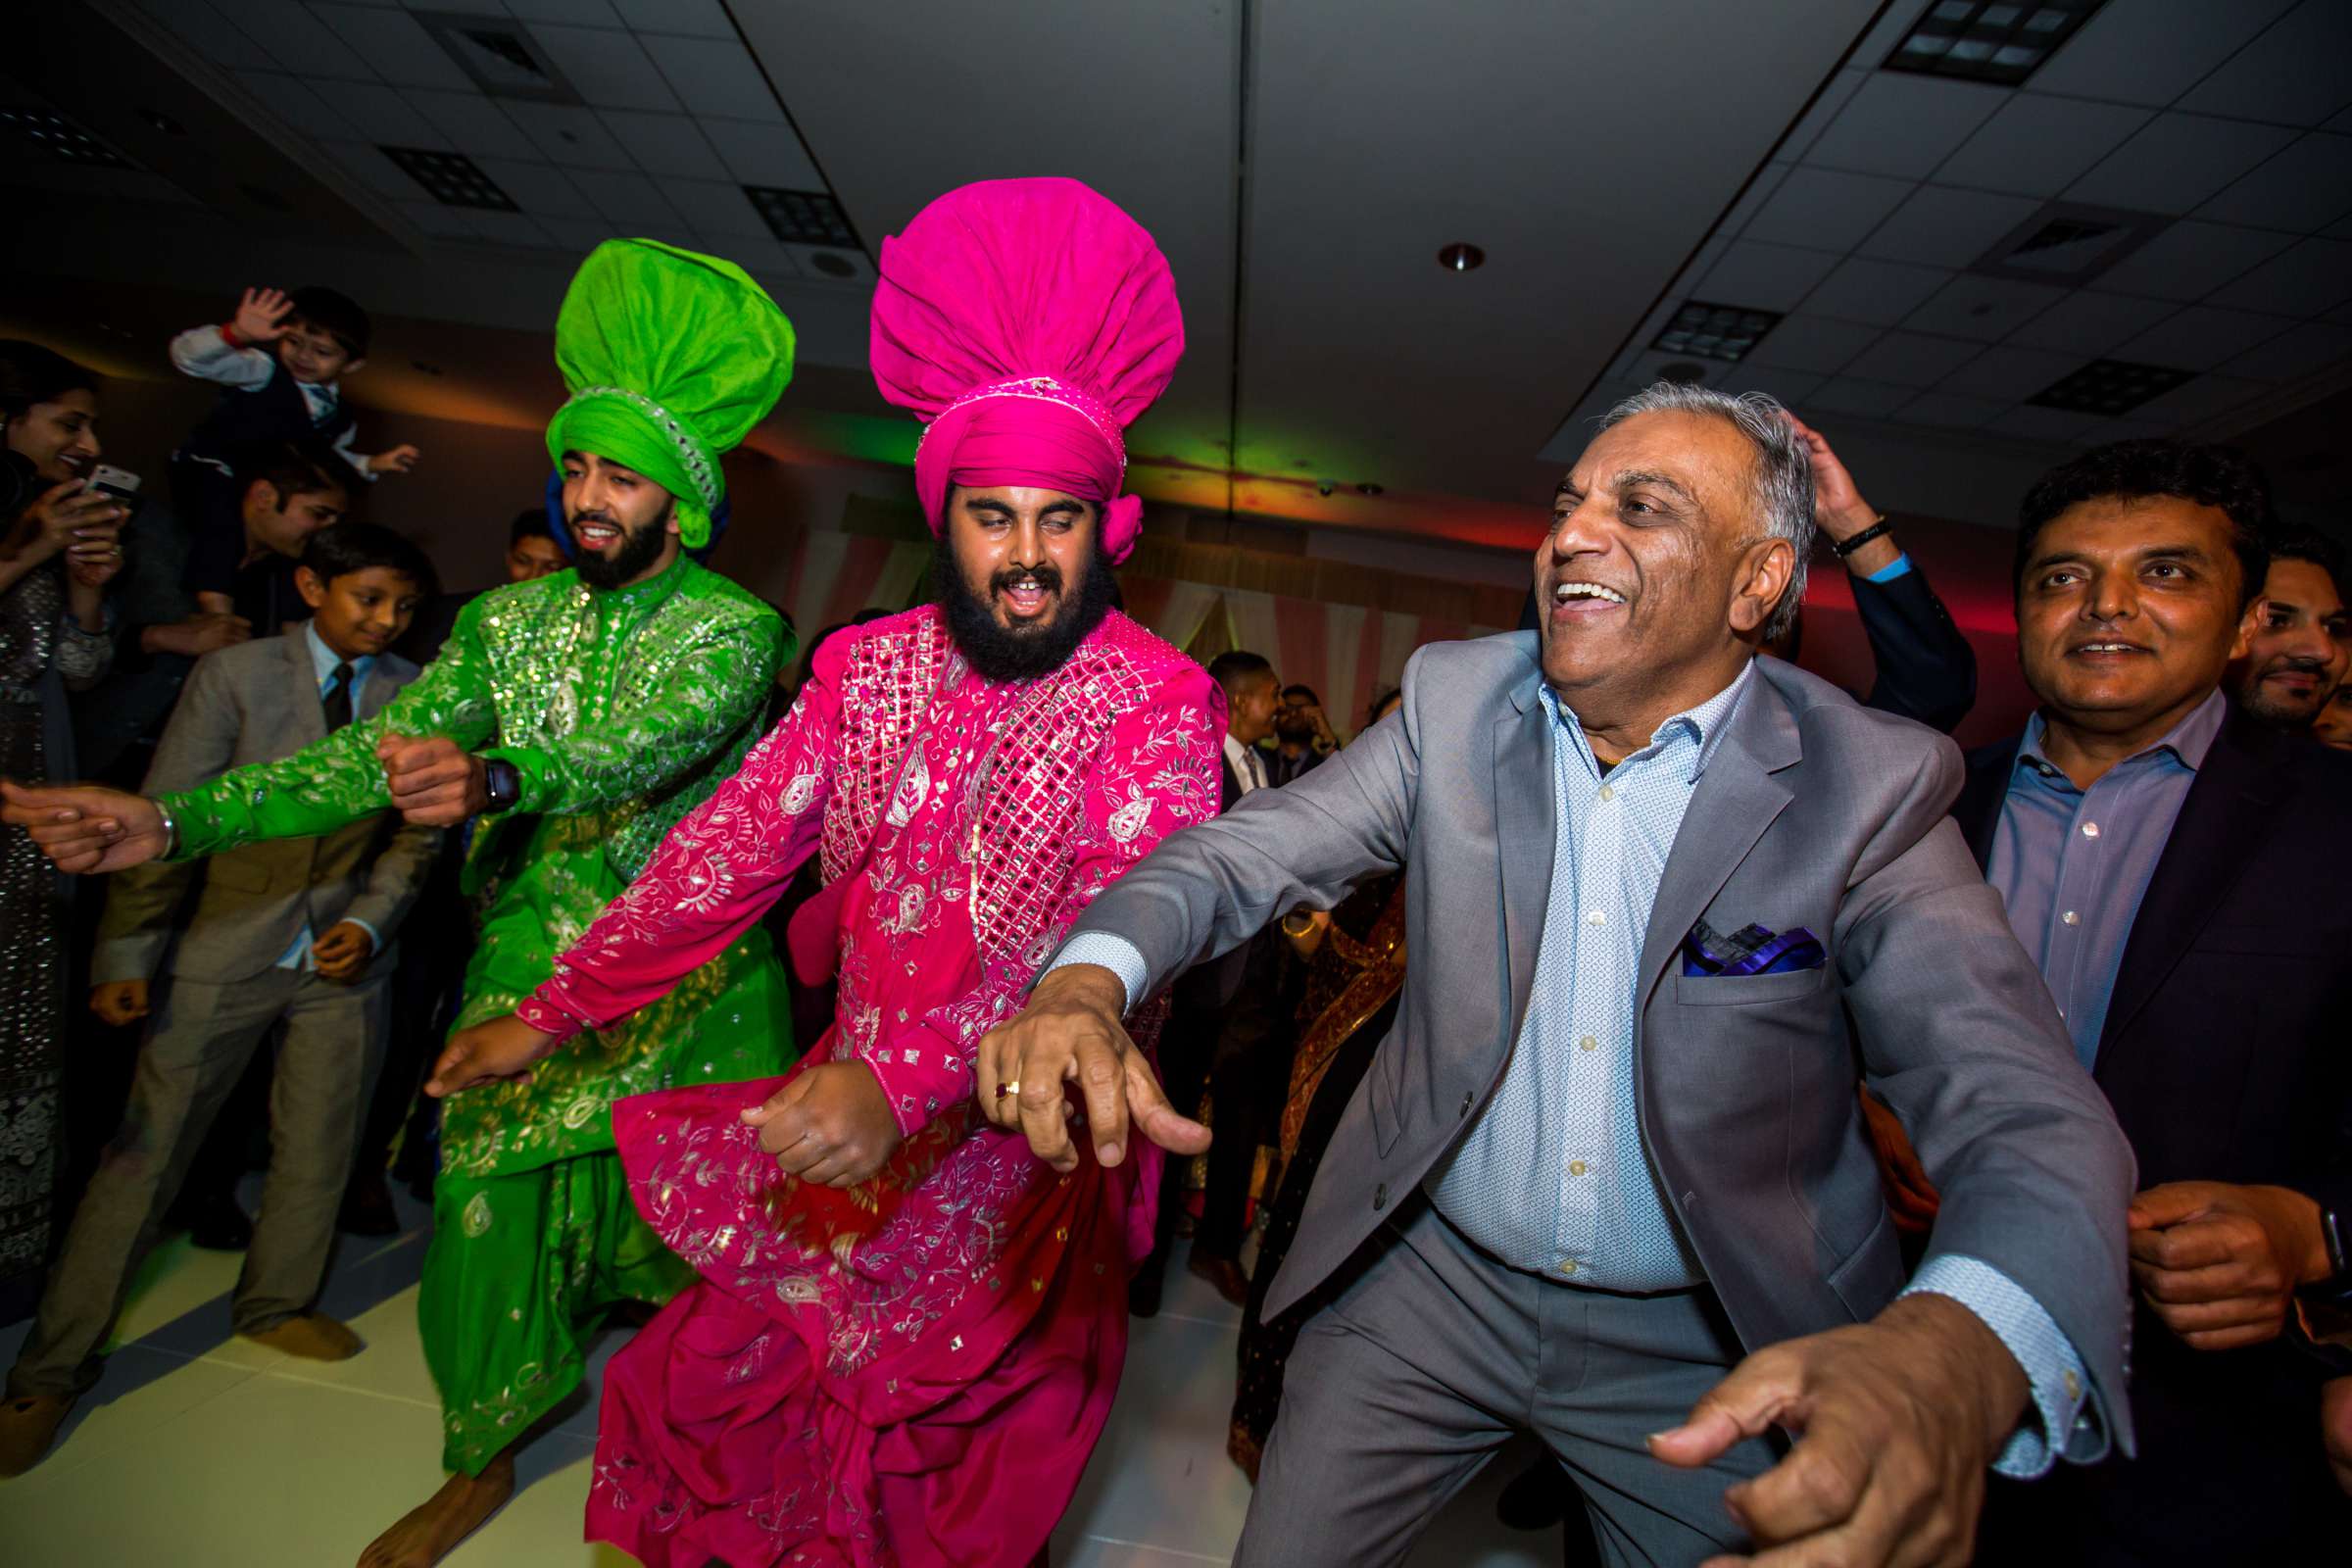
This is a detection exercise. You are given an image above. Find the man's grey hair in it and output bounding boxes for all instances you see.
[1596,381,1816,641]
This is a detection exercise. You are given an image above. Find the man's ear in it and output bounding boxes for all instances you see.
[294,565,328,610]
[342,357,367,375]
[1727,537,1796,635]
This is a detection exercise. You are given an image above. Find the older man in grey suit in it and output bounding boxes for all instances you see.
[982,384,2136,1568]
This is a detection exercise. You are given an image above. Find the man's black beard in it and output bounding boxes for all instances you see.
[572,510,670,589]
[933,536,1117,683]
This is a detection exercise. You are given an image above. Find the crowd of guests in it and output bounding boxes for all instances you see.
[1,257,2348,1568]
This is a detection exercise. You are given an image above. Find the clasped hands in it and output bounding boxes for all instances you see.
[978,963,2029,1568]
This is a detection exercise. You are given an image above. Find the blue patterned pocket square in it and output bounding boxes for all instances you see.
[1681,917,1825,978]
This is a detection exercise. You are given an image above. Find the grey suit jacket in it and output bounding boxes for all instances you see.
[1062,633,2137,1446]
[93,624,441,987]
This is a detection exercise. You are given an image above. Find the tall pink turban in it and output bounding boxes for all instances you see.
[869,177,1184,565]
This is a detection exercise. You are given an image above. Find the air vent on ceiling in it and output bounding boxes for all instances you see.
[1971,203,2166,286]
[1650,301,1783,364]
[0,107,137,170]
[744,186,860,248]
[382,146,518,212]
[412,11,581,104]
[2028,359,2194,416]
[1884,0,2109,86]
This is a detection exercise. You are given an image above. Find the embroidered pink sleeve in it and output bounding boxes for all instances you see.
[515,657,841,1042]
[861,662,1226,1136]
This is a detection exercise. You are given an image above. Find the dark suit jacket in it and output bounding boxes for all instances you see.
[1958,710,2352,1560]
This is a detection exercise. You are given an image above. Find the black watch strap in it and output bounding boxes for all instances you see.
[1831,514,1895,560]
[481,757,520,814]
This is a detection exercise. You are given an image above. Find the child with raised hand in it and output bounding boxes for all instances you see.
[169,285,420,612]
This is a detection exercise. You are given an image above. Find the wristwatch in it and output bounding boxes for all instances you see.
[480,757,521,814]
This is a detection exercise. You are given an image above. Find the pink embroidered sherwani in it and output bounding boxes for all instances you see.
[513,605,1223,1567]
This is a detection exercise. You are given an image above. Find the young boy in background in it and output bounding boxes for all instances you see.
[0,523,443,1475]
[170,285,420,612]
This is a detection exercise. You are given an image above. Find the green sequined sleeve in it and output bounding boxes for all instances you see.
[481,608,782,820]
[163,613,501,858]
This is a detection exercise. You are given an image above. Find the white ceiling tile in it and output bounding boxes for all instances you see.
[1988,406,2103,444]
[578,168,680,226]
[405,89,522,154]
[238,1,374,79]
[313,4,470,89]
[505,0,618,23]
[2220,320,2352,382]
[1803,258,1953,326]
[698,117,823,189]
[321,139,423,201]
[1858,185,2040,268]
[2027,0,2300,107]
[1748,315,1882,376]
[325,81,447,147]
[661,178,769,240]
[1665,238,1733,299]
[2118,306,2295,371]
[2178,0,2352,127]
[783,245,865,283]
[140,0,278,69]
[236,71,352,139]
[1935,95,2152,199]
[2326,300,2352,326]
[725,236,800,277]
[1847,0,1935,68]
[472,156,595,216]
[537,215,627,253]
[398,0,503,7]
[2332,104,2352,135]
[2094,221,2292,303]
[1695,242,1841,314]
[1773,71,1867,164]
[1838,331,1984,388]
[500,100,636,169]
[1720,163,1793,240]
[611,0,733,37]
[2006,291,2180,356]
[1893,391,2007,430]
[640,34,780,122]
[2066,114,2299,216]
[1743,166,1913,252]
[2195,133,2352,234]
[530,23,680,112]
[1806,377,1914,420]
[2081,416,2178,445]
[1803,74,2006,181]
[1904,274,2067,342]
[1941,344,2084,402]
[465,209,556,247]
[393,197,479,239]
[1729,369,1825,409]
[2132,374,2269,424]
[596,110,726,178]
[2327,216,2352,242]
[2206,237,2352,315]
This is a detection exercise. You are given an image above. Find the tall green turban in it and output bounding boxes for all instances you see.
[546,238,795,549]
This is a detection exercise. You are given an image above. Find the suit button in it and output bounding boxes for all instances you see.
[1373,1182,1388,1210]
[1458,1092,1473,1119]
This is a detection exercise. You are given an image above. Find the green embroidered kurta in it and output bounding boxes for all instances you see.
[161,552,795,1180]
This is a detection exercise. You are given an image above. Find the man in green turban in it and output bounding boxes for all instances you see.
[0,239,800,1565]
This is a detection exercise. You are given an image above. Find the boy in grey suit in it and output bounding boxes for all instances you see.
[7,524,439,1431]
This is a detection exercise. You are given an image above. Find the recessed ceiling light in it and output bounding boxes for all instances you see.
[1438,242,1485,272]
[743,186,859,248]
[1884,0,2108,86]
[1651,301,1783,364]
[139,108,187,137]
[381,146,517,212]
[2027,358,2192,416]
[412,13,582,105]
[0,107,137,170]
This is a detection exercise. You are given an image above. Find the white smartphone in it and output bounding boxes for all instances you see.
[86,464,142,504]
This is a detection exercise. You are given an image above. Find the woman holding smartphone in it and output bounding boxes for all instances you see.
[0,339,122,1303]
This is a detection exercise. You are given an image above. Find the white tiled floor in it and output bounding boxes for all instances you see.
[1,1189,1560,1567]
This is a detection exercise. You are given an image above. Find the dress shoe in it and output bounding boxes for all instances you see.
[338,1169,400,1238]
[1188,1250,1250,1308]
[239,1311,364,1362]
[1494,1453,1570,1530]
[175,1191,253,1251]
[0,1393,75,1477]
[1128,1265,1165,1319]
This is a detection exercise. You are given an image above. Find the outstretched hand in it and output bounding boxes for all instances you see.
[974,962,1210,1173]
[231,286,294,344]
[742,1061,902,1188]
[426,1013,558,1098]
[1649,1293,2028,1567]
[0,780,170,873]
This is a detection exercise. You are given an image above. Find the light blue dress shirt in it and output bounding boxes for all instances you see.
[1862,552,1912,583]
[1054,658,2094,1475]
[272,623,380,971]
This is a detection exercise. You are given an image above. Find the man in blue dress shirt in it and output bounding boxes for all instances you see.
[983,381,2136,1567]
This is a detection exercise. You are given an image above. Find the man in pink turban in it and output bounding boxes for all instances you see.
[427,176,1225,1567]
